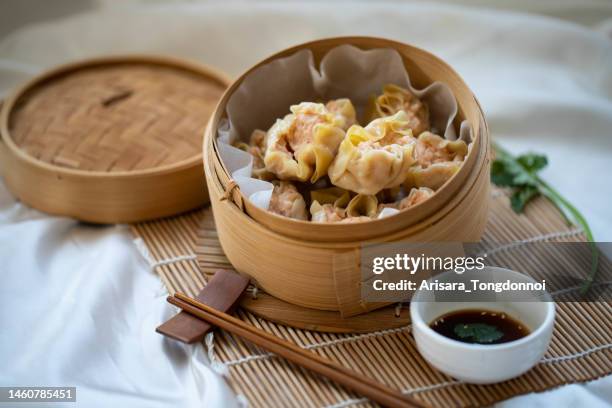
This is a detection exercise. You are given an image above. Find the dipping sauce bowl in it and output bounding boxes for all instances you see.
[410,267,555,384]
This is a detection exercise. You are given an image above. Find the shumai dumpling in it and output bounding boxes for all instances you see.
[345,194,378,218]
[310,201,346,223]
[310,187,351,208]
[234,129,275,180]
[366,84,430,135]
[264,100,356,183]
[310,203,373,224]
[405,132,468,190]
[309,187,351,223]
[341,194,377,224]
[310,192,377,223]
[399,187,434,209]
[328,111,416,195]
[414,131,467,167]
[268,181,308,220]
[379,187,434,213]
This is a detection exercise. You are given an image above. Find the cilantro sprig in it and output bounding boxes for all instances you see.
[454,323,503,344]
[491,143,598,294]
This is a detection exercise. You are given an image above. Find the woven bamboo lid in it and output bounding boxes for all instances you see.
[0,55,230,223]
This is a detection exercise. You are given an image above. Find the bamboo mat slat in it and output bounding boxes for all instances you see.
[131,187,612,408]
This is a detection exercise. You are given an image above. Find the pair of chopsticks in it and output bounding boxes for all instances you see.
[168,293,429,408]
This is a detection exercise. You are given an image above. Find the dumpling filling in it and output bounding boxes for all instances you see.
[399,187,434,208]
[405,132,468,190]
[310,202,346,223]
[309,187,350,223]
[379,187,434,213]
[414,132,467,167]
[268,181,308,220]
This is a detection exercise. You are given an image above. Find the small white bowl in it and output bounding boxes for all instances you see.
[410,267,555,384]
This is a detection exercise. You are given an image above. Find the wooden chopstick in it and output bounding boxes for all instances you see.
[169,292,430,408]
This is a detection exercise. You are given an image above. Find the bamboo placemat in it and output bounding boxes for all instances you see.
[131,187,612,407]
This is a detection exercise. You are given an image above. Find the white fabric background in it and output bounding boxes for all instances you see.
[0,1,610,407]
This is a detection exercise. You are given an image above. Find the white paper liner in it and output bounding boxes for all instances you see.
[217,45,472,217]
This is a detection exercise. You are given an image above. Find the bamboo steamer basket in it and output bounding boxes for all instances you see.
[0,55,230,223]
[204,37,490,317]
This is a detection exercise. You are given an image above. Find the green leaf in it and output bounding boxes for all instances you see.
[491,156,539,188]
[454,323,504,344]
[510,185,540,213]
[517,153,548,173]
[493,142,598,294]
[491,160,516,187]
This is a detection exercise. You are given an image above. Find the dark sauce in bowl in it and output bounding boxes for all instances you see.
[430,309,530,345]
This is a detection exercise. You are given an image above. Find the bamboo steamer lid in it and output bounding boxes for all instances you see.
[0,55,230,223]
[204,37,491,316]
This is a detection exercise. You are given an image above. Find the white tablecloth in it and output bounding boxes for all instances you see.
[0,1,610,407]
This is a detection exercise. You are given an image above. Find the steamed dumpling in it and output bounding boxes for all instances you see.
[405,163,461,191]
[366,84,430,135]
[234,129,275,180]
[413,132,467,167]
[345,194,378,218]
[379,187,434,213]
[405,132,468,190]
[310,194,377,223]
[328,111,416,195]
[247,129,269,179]
[310,193,377,223]
[268,181,308,220]
[264,100,356,183]
[310,201,345,223]
[309,187,350,223]
[310,187,350,208]
[309,203,371,223]
[399,187,434,208]
[340,193,377,223]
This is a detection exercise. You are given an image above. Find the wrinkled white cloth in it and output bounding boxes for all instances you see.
[0,181,238,408]
[0,1,610,407]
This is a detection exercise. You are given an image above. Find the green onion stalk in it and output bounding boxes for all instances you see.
[492,142,598,294]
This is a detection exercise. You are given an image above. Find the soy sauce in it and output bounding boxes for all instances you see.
[430,309,530,345]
